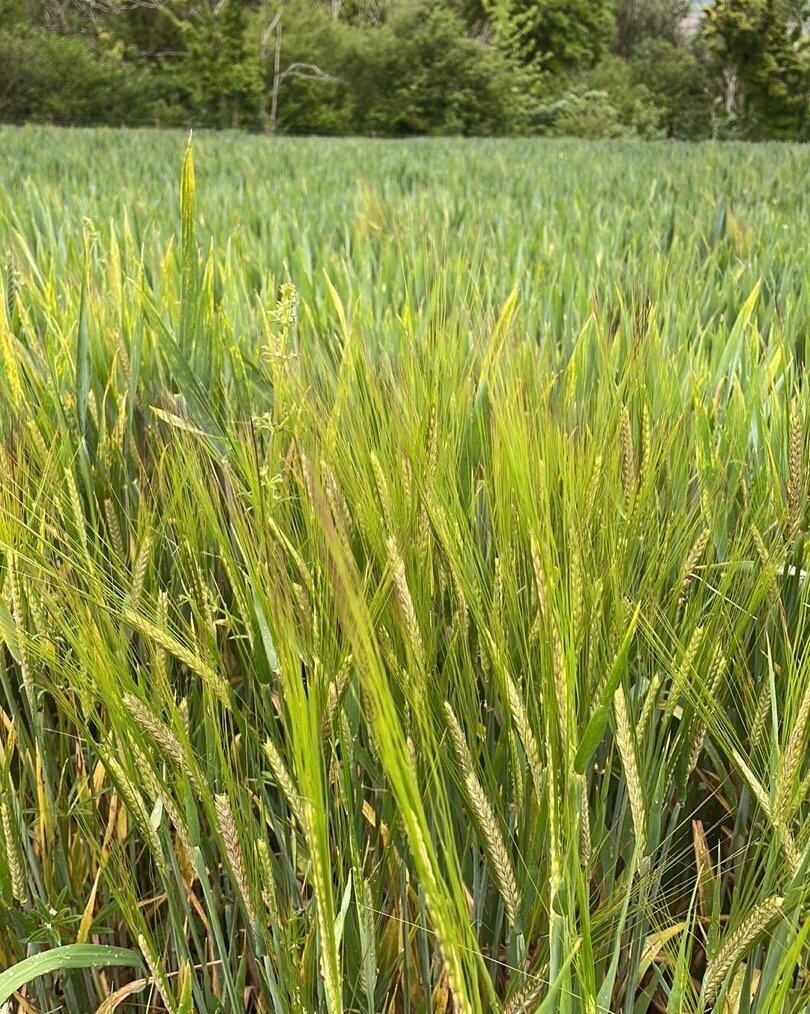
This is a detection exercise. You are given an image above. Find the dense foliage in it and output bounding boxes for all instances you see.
[0,128,809,1010]
[0,0,808,137]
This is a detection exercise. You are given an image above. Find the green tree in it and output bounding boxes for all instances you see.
[381,0,524,134]
[487,0,617,77]
[260,0,351,133]
[533,88,632,136]
[630,39,713,136]
[0,28,165,123]
[615,0,689,55]
[703,0,810,138]
[586,54,664,135]
[184,0,264,127]
[274,0,523,135]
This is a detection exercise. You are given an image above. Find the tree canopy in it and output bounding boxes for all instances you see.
[1,0,808,137]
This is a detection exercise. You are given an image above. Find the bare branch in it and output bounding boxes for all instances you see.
[278,62,342,84]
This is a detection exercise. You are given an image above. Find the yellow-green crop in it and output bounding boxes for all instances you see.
[0,126,809,1011]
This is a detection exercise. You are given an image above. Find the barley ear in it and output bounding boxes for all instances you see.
[444,701,520,927]
[387,535,425,672]
[215,792,258,926]
[774,677,810,828]
[786,407,802,537]
[263,738,304,827]
[503,671,544,803]
[123,693,185,769]
[620,406,636,503]
[137,932,176,1013]
[1,798,27,903]
[613,685,647,852]
[704,896,784,1004]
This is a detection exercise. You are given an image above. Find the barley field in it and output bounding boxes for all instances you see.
[0,127,809,1012]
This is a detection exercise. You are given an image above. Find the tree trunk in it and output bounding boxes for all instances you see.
[269,21,282,134]
[723,67,737,115]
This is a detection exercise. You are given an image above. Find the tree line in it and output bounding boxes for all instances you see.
[1,0,808,139]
